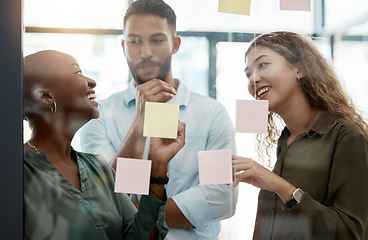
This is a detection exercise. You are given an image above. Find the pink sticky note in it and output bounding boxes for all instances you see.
[280,0,311,11]
[198,149,232,185]
[114,158,151,195]
[236,99,268,133]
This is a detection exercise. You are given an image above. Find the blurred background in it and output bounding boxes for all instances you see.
[22,0,368,239]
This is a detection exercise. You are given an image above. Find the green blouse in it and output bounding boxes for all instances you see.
[254,111,368,240]
[24,149,168,240]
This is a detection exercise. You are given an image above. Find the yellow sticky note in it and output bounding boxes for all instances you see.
[143,102,179,139]
[218,0,251,16]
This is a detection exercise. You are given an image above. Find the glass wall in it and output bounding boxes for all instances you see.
[23,0,368,239]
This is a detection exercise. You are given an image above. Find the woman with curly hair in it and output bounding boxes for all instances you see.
[232,31,368,239]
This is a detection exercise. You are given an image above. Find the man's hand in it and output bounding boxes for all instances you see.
[110,79,177,169]
[134,79,177,125]
[148,121,186,201]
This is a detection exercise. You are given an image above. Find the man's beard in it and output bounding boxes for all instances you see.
[128,55,172,85]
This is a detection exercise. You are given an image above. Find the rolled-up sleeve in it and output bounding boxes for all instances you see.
[172,184,238,228]
[172,104,238,228]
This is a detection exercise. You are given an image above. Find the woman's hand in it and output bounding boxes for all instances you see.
[232,155,296,202]
[232,155,276,189]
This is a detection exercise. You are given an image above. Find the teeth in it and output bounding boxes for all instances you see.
[257,87,271,97]
[86,93,96,100]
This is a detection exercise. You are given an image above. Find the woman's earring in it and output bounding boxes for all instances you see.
[50,101,57,113]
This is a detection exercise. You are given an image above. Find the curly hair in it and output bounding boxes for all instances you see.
[246,31,368,165]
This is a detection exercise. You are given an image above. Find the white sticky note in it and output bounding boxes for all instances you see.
[198,149,232,185]
[114,158,151,195]
[236,99,268,133]
[143,102,180,139]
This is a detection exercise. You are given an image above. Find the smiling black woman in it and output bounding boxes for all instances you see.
[23,50,186,240]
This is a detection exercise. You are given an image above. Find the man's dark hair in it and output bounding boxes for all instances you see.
[123,0,176,34]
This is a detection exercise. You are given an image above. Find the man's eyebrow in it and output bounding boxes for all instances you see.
[245,55,267,72]
[150,33,167,38]
[126,33,167,38]
[126,34,139,38]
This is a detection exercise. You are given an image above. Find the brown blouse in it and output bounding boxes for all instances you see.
[253,111,368,240]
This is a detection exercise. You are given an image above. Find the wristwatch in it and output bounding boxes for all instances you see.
[285,188,304,209]
[150,176,169,185]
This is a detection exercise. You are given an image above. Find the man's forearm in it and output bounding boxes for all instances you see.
[165,198,193,228]
[110,123,146,170]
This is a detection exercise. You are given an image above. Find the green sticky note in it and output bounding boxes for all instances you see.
[143,102,180,139]
[218,0,251,16]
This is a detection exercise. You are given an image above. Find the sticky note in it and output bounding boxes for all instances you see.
[218,0,251,16]
[236,99,268,133]
[143,102,179,139]
[114,158,152,195]
[198,149,232,185]
[280,0,311,11]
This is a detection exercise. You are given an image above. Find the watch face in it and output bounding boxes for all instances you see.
[293,189,304,202]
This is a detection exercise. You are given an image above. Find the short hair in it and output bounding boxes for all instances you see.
[123,0,176,34]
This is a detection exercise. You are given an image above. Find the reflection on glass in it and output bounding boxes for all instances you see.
[23,0,368,239]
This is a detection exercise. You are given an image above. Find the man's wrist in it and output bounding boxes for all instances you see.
[149,157,168,178]
[132,120,144,134]
[150,175,169,185]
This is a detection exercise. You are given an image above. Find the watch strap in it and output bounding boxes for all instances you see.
[285,188,304,209]
[150,176,169,185]
[285,198,298,209]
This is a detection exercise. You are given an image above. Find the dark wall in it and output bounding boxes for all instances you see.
[0,0,23,239]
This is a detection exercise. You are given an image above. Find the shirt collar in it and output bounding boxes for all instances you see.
[308,111,338,136]
[166,79,190,107]
[280,111,338,139]
[122,79,190,107]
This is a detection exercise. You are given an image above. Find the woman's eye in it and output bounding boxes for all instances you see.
[76,70,83,75]
[259,63,267,69]
[245,72,252,79]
